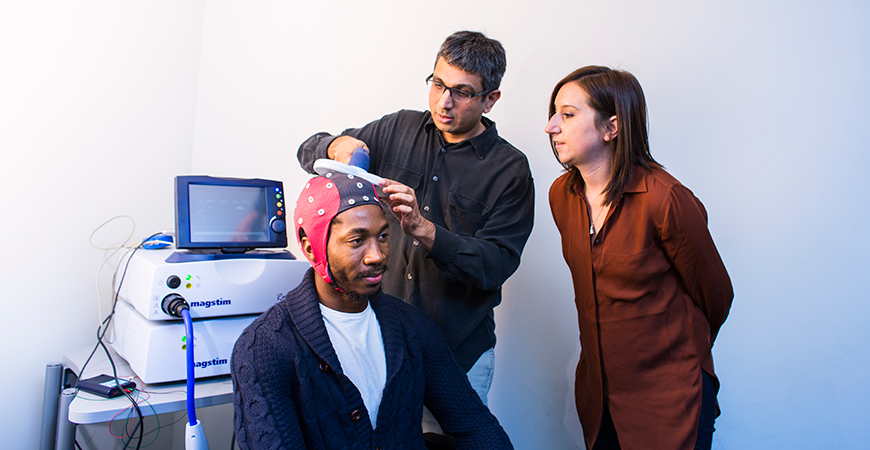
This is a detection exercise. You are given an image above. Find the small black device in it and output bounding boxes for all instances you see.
[174,176,288,253]
[77,375,137,398]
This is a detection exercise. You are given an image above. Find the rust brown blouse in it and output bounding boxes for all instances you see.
[549,165,733,450]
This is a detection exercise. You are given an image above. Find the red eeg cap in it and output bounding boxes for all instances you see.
[294,172,381,284]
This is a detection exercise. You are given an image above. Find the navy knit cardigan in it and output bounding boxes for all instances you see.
[231,268,513,449]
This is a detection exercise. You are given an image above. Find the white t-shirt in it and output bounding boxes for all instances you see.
[319,302,387,428]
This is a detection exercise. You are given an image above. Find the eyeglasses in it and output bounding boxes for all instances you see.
[426,74,491,104]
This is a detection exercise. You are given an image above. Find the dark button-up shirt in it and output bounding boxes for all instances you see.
[298,110,535,370]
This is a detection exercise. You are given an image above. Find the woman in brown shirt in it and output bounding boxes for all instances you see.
[545,66,733,450]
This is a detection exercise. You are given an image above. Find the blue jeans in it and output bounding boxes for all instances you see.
[593,371,716,450]
[422,348,495,432]
[464,347,495,405]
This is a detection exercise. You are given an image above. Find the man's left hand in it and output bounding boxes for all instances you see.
[379,179,436,250]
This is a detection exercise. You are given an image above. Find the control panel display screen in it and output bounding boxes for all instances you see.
[174,175,287,251]
[188,184,269,243]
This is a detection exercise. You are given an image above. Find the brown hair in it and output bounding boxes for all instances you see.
[548,66,660,205]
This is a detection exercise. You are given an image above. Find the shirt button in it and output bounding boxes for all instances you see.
[432,175,438,181]
[413,240,419,246]
[423,206,430,212]
[407,273,413,280]
[319,361,329,372]
[350,409,363,422]
[440,148,446,153]
[594,239,600,244]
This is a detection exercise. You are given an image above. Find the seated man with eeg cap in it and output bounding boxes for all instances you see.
[231,172,513,449]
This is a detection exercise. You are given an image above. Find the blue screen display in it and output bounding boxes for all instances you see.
[188,184,270,243]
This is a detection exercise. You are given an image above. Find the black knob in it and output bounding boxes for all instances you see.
[167,275,181,289]
[270,217,286,234]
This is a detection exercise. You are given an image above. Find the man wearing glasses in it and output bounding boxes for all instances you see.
[298,30,534,436]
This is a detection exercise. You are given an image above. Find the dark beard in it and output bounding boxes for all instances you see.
[328,262,386,304]
[344,285,382,304]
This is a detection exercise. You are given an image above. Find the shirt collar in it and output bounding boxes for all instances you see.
[624,165,648,194]
[424,113,498,159]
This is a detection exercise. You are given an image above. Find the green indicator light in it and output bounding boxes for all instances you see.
[186,274,192,281]
[182,336,187,342]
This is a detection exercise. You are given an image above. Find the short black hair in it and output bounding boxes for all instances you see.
[436,31,506,92]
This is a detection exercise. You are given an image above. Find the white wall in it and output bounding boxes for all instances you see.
[0,1,205,448]
[2,0,868,448]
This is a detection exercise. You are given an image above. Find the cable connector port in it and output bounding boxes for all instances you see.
[162,293,189,318]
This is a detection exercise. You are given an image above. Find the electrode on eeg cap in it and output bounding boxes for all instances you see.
[294,172,382,284]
